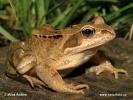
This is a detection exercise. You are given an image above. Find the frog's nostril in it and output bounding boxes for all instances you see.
[102,30,115,36]
[101,30,108,34]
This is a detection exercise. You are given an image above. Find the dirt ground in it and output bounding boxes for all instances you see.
[0,38,133,100]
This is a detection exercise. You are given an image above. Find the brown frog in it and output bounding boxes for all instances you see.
[5,16,127,94]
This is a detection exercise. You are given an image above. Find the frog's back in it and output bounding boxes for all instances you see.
[25,25,65,62]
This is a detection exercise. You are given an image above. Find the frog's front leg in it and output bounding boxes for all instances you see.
[86,53,128,78]
[35,61,88,94]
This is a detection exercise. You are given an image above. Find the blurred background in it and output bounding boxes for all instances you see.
[0,0,133,46]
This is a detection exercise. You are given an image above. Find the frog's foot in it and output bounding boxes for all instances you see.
[86,61,128,79]
[22,75,45,88]
[36,62,88,94]
[63,83,89,94]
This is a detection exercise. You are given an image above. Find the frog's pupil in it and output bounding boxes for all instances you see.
[82,29,93,37]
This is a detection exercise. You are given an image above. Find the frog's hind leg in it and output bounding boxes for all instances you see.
[35,61,88,94]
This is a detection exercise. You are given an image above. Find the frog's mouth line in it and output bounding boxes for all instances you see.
[73,46,99,55]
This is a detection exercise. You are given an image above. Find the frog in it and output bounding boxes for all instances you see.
[5,16,127,94]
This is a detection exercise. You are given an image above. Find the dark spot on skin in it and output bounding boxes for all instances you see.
[48,36,52,38]
[56,35,62,39]
[34,35,38,37]
[51,35,63,39]
[43,35,47,38]
[53,35,57,39]
[35,34,62,39]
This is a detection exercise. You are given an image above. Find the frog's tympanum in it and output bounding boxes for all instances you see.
[5,16,127,94]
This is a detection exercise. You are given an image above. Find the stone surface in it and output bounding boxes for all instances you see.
[0,38,133,100]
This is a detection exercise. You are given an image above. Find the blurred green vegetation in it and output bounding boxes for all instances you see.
[0,0,133,44]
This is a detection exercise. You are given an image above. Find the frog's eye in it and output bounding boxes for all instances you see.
[81,26,94,38]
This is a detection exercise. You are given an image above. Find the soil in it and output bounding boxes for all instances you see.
[0,38,133,100]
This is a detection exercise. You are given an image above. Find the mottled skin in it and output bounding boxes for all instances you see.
[5,16,127,94]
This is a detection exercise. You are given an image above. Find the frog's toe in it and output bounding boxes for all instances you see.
[67,90,84,94]
[23,75,45,88]
[72,84,89,90]
[75,90,84,94]
[112,68,128,79]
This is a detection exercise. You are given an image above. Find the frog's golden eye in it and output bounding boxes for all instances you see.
[81,27,94,38]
